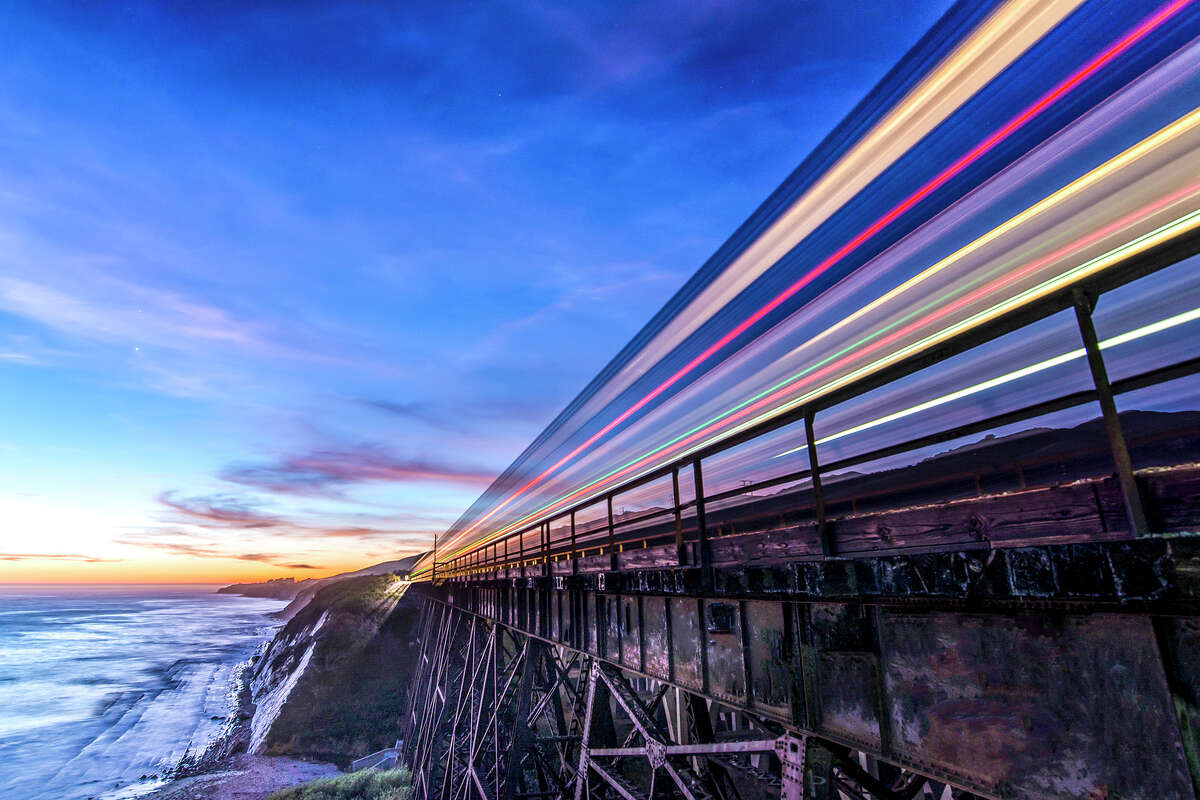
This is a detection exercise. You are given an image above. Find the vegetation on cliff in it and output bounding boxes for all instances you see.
[264,767,412,800]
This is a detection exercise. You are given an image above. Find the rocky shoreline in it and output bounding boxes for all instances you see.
[146,754,342,800]
[166,650,263,781]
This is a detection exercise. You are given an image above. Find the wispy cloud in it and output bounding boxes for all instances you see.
[0,272,373,405]
[238,552,288,563]
[472,261,683,358]
[358,396,555,433]
[116,533,325,569]
[116,539,226,558]
[358,399,460,431]
[315,526,424,539]
[157,492,282,529]
[221,445,495,498]
[0,332,73,367]
[0,276,262,351]
[0,552,120,563]
[142,498,441,551]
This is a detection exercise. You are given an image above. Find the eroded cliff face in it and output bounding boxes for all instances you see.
[243,576,423,767]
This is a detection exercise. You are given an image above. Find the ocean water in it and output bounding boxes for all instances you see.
[0,585,288,800]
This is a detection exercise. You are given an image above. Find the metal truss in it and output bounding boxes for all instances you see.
[402,598,591,800]
[401,598,990,800]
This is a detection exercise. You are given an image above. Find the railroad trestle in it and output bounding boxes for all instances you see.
[400,535,1200,799]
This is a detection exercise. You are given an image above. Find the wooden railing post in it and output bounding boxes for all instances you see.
[607,496,618,571]
[1073,289,1148,536]
[693,460,712,583]
[519,530,526,579]
[672,466,685,566]
[570,511,578,575]
[805,409,834,557]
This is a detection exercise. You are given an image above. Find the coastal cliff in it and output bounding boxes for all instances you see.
[151,567,425,800]
[245,575,423,766]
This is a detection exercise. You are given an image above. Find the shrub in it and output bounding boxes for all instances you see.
[265,767,412,800]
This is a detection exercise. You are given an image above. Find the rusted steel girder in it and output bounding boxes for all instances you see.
[423,534,1200,798]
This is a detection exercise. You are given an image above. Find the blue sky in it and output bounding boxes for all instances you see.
[0,0,954,580]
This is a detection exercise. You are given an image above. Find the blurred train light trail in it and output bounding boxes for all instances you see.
[450,213,1198,554]
[431,156,1200,564]
[420,2,1191,567]
[414,0,1200,577]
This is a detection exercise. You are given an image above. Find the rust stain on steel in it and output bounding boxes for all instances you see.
[641,595,670,680]
[586,591,598,654]
[705,601,746,701]
[807,603,883,749]
[620,595,640,671]
[876,610,1190,798]
[670,598,703,689]
[816,651,882,750]
[745,600,790,715]
[548,591,560,641]
[602,595,620,661]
